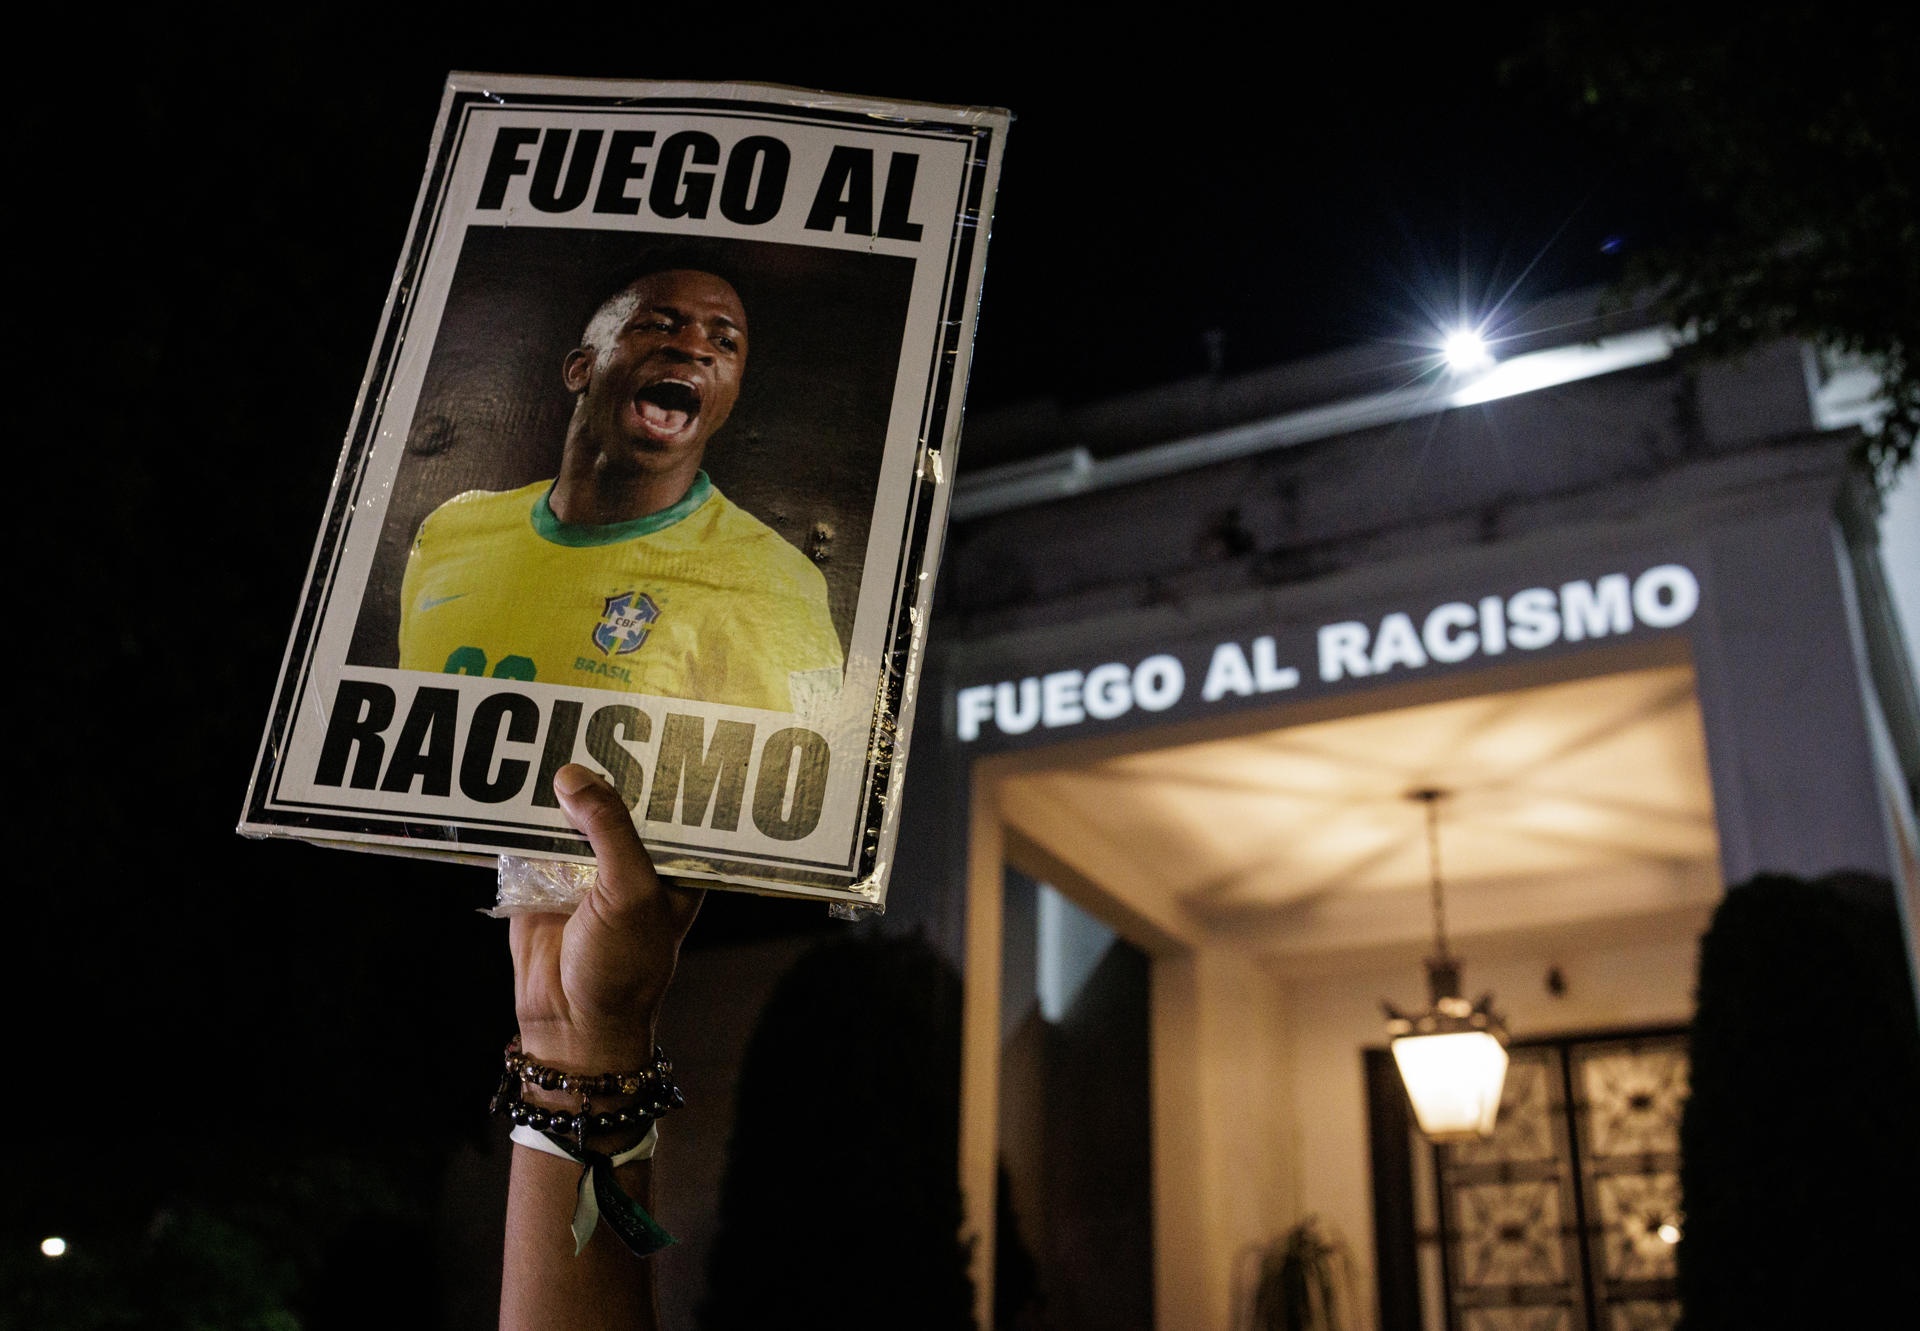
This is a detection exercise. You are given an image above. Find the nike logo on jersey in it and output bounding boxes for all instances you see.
[419,594,467,611]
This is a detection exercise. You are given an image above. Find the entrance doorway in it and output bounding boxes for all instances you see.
[959,649,1720,1329]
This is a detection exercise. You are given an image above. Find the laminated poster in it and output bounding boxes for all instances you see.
[240,73,1010,910]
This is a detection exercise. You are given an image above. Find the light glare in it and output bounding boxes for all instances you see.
[40,1236,67,1258]
[1443,329,1492,373]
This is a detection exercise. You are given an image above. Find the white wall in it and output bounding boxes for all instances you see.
[1881,464,1920,667]
[1150,944,1296,1331]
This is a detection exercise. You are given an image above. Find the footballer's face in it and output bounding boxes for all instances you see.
[565,269,749,467]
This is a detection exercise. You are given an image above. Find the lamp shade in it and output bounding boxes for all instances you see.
[1390,1027,1509,1141]
[1385,789,1512,1140]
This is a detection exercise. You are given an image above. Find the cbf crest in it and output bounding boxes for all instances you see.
[593,591,660,656]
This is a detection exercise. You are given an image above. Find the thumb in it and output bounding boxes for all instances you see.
[551,764,705,937]
[551,763,657,910]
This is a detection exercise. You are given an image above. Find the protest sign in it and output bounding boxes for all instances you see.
[241,74,1009,909]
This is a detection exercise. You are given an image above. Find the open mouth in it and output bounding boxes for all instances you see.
[633,380,701,436]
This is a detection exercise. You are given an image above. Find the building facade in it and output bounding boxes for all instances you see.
[878,290,1920,1328]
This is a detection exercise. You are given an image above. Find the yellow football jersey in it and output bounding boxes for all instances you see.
[398,475,844,712]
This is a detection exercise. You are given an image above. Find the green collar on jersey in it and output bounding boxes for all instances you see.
[531,472,713,547]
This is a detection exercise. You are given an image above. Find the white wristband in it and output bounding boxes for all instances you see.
[512,1122,661,1255]
[512,1121,658,1166]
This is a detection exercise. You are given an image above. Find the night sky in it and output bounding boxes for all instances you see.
[10,5,1673,1309]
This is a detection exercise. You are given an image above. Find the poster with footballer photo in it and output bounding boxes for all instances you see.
[240,74,1010,909]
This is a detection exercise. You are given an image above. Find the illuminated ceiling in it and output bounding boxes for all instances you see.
[993,662,1722,971]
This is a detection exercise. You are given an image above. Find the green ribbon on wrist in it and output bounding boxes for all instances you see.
[576,1150,676,1257]
[515,1123,674,1258]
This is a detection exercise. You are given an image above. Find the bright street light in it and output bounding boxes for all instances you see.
[1443,328,1493,373]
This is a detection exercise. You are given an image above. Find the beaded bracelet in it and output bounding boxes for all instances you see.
[495,1095,655,1135]
[502,1038,682,1102]
[490,1036,685,1155]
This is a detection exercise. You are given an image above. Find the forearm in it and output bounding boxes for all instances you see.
[496,1027,681,1331]
[496,767,702,1331]
[502,1144,657,1331]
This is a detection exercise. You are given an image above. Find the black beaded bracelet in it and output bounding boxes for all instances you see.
[498,1095,659,1139]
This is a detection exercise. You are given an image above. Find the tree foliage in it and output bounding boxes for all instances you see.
[1517,7,1918,487]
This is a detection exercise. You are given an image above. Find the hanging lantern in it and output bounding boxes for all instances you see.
[1383,790,1510,1142]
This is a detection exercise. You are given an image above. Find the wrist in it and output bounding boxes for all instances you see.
[492,1032,683,1261]
[491,1035,684,1155]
